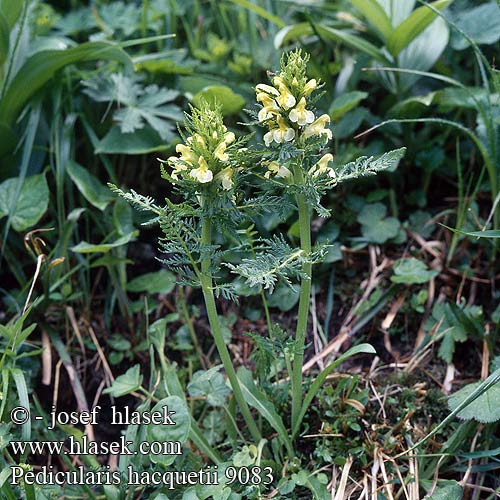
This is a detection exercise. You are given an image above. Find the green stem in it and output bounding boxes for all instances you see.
[200,214,262,443]
[291,167,312,434]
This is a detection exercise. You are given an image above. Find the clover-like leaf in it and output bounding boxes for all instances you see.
[391,257,439,284]
[448,380,500,423]
[357,202,400,244]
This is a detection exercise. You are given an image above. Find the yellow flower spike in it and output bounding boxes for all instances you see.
[303,114,332,140]
[289,97,315,126]
[212,131,218,139]
[217,167,234,190]
[214,140,229,162]
[303,78,317,95]
[190,156,213,183]
[273,115,295,144]
[176,144,199,165]
[265,161,292,179]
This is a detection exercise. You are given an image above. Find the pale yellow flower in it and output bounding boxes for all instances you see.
[224,131,236,144]
[214,140,229,162]
[217,167,234,190]
[303,78,317,95]
[273,76,296,109]
[273,115,295,143]
[303,114,332,140]
[256,83,280,98]
[309,153,334,177]
[264,161,292,179]
[190,156,213,183]
[258,103,280,122]
[288,97,315,126]
[176,144,199,165]
[263,129,274,147]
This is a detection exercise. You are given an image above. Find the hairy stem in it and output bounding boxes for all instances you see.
[291,166,312,433]
[200,214,262,443]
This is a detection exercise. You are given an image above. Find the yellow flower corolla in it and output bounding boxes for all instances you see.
[190,156,213,183]
[214,140,229,162]
[303,114,332,140]
[274,116,295,143]
[256,83,280,98]
[289,97,315,126]
[309,153,334,177]
[276,85,296,109]
[217,167,234,190]
[176,144,198,165]
[224,131,236,144]
[264,161,292,179]
[258,104,279,122]
[264,115,295,146]
[303,78,317,95]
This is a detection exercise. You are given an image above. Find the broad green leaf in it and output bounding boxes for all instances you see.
[437,87,498,110]
[315,24,388,63]
[226,0,285,28]
[387,0,454,56]
[408,368,500,453]
[96,126,170,155]
[396,16,449,91]
[127,270,176,295]
[188,366,231,407]
[237,367,294,456]
[274,23,315,49]
[348,0,393,40]
[449,379,500,423]
[0,122,16,157]
[329,91,368,120]
[451,2,500,50]
[376,0,416,27]
[391,257,438,284]
[0,174,49,231]
[71,231,138,254]
[192,85,245,116]
[266,283,300,312]
[103,365,142,397]
[293,344,376,437]
[0,12,9,66]
[66,160,114,211]
[0,0,24,28]
[146,396,190,466]
[0,41,131,125]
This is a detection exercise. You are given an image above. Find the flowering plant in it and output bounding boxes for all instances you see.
[111,49,405,497]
